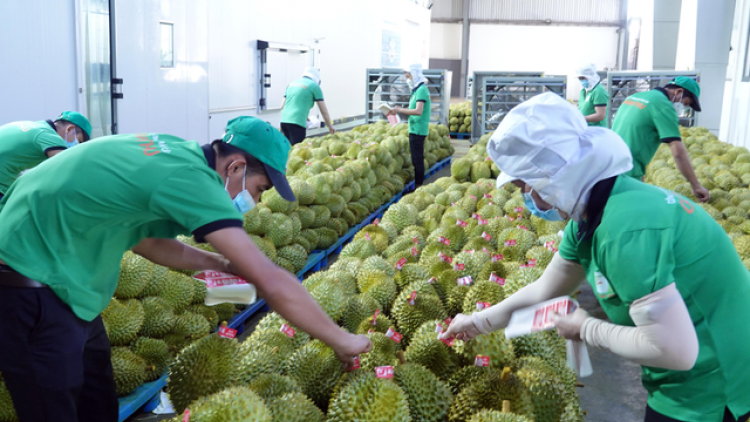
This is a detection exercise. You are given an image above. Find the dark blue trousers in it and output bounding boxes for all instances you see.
[0,285,118,422]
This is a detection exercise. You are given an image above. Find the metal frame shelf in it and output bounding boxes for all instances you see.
[365,68,451,126]
[476,75,567,139]
[605,70,701,128]
[469,71,544,141]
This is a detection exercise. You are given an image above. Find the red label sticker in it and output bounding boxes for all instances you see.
[485,156,492,161]
[531,298,578,332]
[476,301,492,310]
[552,248,559,253]
[305,161,312,165]
[454,263,466,271]
[474,354,490,367]
[440,336,455,347]
[373,218,379,225]
[411,247,419,257]
[463,249,476,254]
[489,201,494,206]
[472,213,480,220]
[489,272,506,285]
[218,326,237,339]
[527,259,537,267]
[456,219,468,227]
[491,254,504,262]
[484,193,492,198]
[506,215,515,221]
[350,355,361,370]
[519,264,531,269]
[372,309,380,322]
[376,366,395,378]
[457,276,473,285]
[183,409,191,422]
[517,225,528,231]
[514,207,524,213]
[481,231,492,241]
[504,239,517,247]
[482,247,492,255]
[435,322,444,333]
[280,324,296,338]
[194,271,249,288]
[408,291,417,306]
[438,236,451,246]
[478,218,489,225]
[365,232,371,241]
[385,327,403,343]
[427,277,436,284]
[444,317,453,325]
[337,168,344,172]
[413,236,419,244]
[470,195,477,200]
[395,257,408,270]
[544,241,556,250]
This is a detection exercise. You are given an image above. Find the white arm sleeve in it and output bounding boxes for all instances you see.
[471,253,586,334]
[580,283,699,371]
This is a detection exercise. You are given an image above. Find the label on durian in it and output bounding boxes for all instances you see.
[506,215,515,221]
[438,252,453,264]
[411,247,419,257]
[435,323,444,333]
[474,354,490,367]
[544,241,556,250]
[464,249,475,253]
[427,277,436,284]
[337,168,344,172]
[504,239,517,247]
[372,309,380,323]
[481,231,492,241]
[484,193,492,198]
[183,409,191,422]
[408,291,417,306]
[365,232,371,241]
[350,356,361,370]
[456,219,468,227]
[489,201,494,206]
[305,161,312,165]
[485,156,492,161]
[514,207,524,213]
[505,297,578,338]
[517,225,528,231]
[218,326,237,339]
[454,263,465,271]
[489,273,505,285]
[457,276,473,286]
[478,218,489,225]
[438,236,451,246]
[395,258,408,270]
[471,213,480,219]
[375,366,395,378]
[413,236,419,244]
[373,218,379,225]
[280,324,296,338]
[444,317,453,325]
[476,301,491,310]
[519,264,532,269]
[439,334,455,347]
[482,247,492,255]
[354,141,361,144]
[194,271,249,288]
[386,327,403,343]
[470,195,477,200]
[527,259,537,267]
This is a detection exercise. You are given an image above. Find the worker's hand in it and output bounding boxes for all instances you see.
[439,313,482,342]
[329,127,336,135]
[551,307,590,340]
[333,333,373,371]
[386,108,396,116]
[692,185,710,203]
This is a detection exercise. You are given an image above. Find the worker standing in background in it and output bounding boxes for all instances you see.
[0,111,92,199]
[576,63,609,127]
[612,76,710,202]
[388,63,431,188]
[0,116,371,422]
[280,67,335,145]
[442,93,750,422]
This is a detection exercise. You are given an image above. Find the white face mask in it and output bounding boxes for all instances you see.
[673,92,685,116]
[406,78,415,89]
[64,127,79,148]
[225,161,255,215]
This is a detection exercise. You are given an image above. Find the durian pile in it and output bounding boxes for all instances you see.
[450,101,473,134]
[161,137,585,422]
[644,126,750,269]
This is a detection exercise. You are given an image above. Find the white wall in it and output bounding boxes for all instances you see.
[0,0,80,124]
[430,23,462,60]
[721,0,750,146]
[207,0,432,140]
[465,24,620,100]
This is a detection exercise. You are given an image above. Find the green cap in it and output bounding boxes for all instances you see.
[223,116,295,201]
[668,76,701,112]
[56,111,93,140]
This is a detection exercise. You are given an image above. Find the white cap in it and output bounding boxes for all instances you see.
[487,93,632,221]
[576,63,600,89]
[303,67,321,85]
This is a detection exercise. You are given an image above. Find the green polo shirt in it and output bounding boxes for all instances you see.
[408,83,431,136]
[611,89,682,179]
[281,77,324,128]
[578,83,609,127]
[559,176,750,422]
[0,120,67,194]
[0,134,242,321]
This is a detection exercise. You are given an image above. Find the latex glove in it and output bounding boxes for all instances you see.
[692,185,710,203]
[551,307,590,340]
[333,333,373,371]
[439,313,482,342]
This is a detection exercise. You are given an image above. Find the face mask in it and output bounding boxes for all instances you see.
[65,127,79,148]
[225,162,256,215]
[523,190,565,222]
[406,78,415,89]
[580,79,590,89]
[673,91,685,116]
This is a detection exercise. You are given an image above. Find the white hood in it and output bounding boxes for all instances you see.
[487,92,633,222]
[576,63,600,91]
[303,67,321,85]
[405,63,426,87]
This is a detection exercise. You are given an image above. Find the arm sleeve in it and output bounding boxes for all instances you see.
[34,131,66,153]
[557,220,581,264]
[312,84,324,101]
[580,283,699,370]
[652,101,682,142]
[149,167,243,240]
[592,87,609,107]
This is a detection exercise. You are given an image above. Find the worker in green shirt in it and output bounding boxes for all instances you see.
[387,63,431,188]
[280,67,335,145]
[0,111,92,198]
[0,116,372,422]
[612,76,709,202]
[443,93,750,422]
[576,63,608,127]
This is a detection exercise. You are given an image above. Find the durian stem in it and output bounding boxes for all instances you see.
[396,351,406,364]
[576,381,585,388]
[220,321,228,328]
[502,400,511,413]
[501,367,511,381]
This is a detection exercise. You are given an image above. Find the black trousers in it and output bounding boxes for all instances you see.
[409,133,426,188]
[645,406,750,422]
[280,123,307,145]
[0,283,118,422]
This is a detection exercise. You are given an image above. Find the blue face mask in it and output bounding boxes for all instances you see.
[225,162,256,215]
[65,127,79,148]
[580,79,590,89]
[523,190,565,222]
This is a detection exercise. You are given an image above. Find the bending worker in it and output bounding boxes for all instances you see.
[387,63,431,188]
[0,116,372,422]
[612,76,709,202]
[441,93,750,422]
[0,111,92,199]
[280,67,335,144]
[576,63,608,127]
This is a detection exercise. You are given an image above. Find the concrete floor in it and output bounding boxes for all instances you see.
[129,150,648,422]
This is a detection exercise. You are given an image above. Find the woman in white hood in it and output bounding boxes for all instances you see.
[576,63,608,127]
[440,93,750,422]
